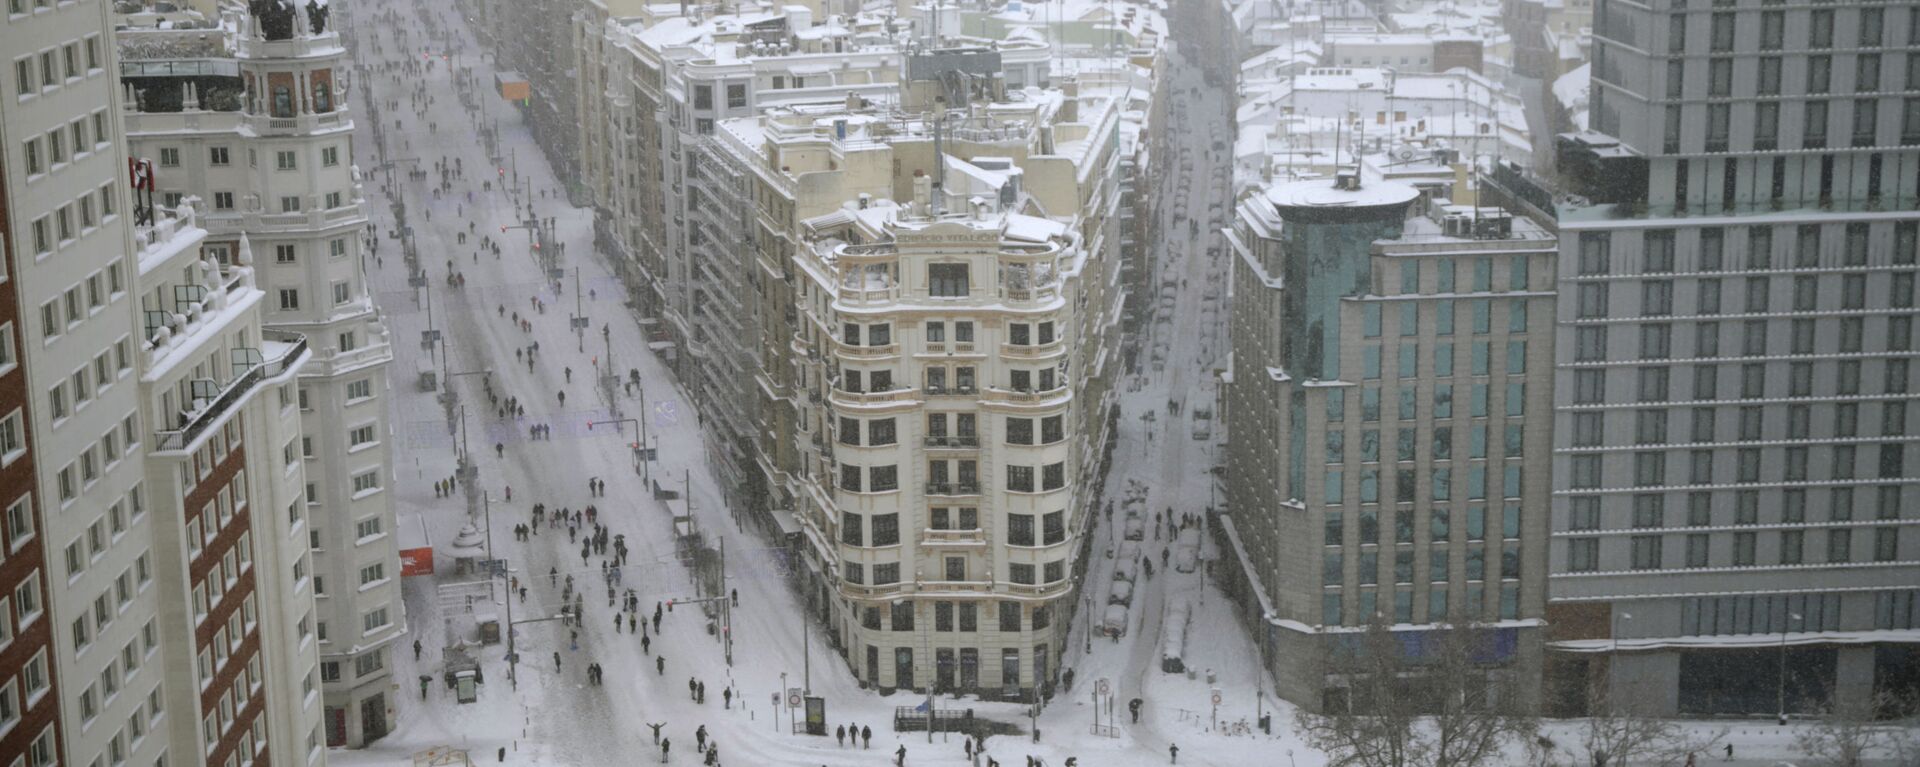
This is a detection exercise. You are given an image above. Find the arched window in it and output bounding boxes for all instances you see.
[272,85,294,117]
[313,82,331,113]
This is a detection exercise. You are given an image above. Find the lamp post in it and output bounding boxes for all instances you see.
[1777,611,1803,723]
[506,611,569,690]
[1608,610,1632,712]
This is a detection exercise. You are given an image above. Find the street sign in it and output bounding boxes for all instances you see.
[770,692,779,706]
[1211,690,1222,706]
[1095,678,1110,697]
[655,400,679,426]
[788,689,802,708]
[571,316,590,329]
[548,268,565,281]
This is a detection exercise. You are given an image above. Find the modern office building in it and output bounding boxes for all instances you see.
[1219,171,1558,712]
[115,1,403,745]
[1545,0,1920,717]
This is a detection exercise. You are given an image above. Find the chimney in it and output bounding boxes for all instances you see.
[912,171,933,216]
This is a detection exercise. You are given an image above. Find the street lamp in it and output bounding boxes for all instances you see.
[1777,611,1803,723]
[506,610,570,690]
[1607,610,1632,712]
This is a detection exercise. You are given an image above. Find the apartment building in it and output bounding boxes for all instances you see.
[115,2,402,746]
[1547,0,1920,717]
[724,68,1126,697]
[586,5,953,524]
[135,200,320,767]
[5,1,166,765]
[1219,173,1557,712]
[0,126,60,767]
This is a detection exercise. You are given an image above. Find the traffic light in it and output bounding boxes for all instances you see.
[586,421,594,431]
[498,168,506,178]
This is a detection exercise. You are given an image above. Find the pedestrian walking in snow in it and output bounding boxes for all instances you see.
[836,725,846,747]
[553,652,561,671]
[862,726,872,749]
[695,726,707,752]
[413,639,422,660]
[642,635,651,654]
[660,738,670,763]
[657,655,665,675]
[1168,744,1179,764]
[896,745,907,765]
[722,687,732,708]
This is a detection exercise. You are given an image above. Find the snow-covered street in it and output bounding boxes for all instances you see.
[312,1,1910,765]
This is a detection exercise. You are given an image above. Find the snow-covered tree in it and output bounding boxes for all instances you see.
[1294,619,1539,767]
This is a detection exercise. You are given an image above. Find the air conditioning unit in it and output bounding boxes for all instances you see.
[1442,214,1473,238]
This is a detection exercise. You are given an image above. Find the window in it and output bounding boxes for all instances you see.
[350,470,379,494]
[1007,465,1034,493]
[275,151,296,170]
[6,496,34,550]
[358,563,385,586]
[1631,535,1663,570]
[928,264,969,297]
[870,513,899,546]
[361,607,390,633]
[1008,514,1035,546]
[1042,462,1065,490]
[999,601,1021,632]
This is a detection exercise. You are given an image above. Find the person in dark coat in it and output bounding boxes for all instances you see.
[861,725,872,748]
[836,725,846,746]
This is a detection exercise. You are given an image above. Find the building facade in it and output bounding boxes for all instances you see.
[762,78,1125,697]
[5,2,168,765]
[6,2,334,763]
[1220,175,1557,712]
[1547,0,1920,717]
[116,1,403,746]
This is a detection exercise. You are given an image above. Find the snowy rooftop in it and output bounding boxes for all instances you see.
[1263,177,1421,211]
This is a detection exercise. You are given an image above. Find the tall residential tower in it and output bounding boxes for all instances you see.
[116,0,403,745]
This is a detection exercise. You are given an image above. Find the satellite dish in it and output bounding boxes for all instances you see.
[1395,147,1416,161]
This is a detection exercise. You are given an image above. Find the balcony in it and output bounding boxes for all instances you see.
[828,387,918,406]
[925,482,982,497]
[834,341,900,359]
[922,385,978,398]
[923,435,980,449]
[243,111,351,137]
[981,386,1070,405]
[155,331,306,452]
[914,580,995,594]
[920,529,987,547]
[1000,340,1067,360]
